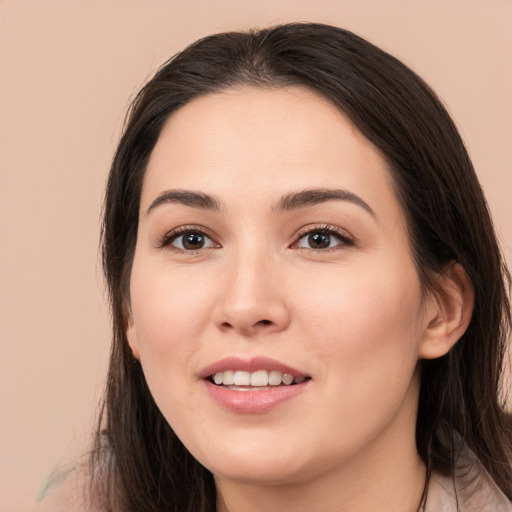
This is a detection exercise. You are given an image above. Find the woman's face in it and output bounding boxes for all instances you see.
[127,86,433,486]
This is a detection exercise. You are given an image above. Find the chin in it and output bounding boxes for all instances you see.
[210,457,307,487]
[189,435,312,486]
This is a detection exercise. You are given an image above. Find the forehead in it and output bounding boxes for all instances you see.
[141,86,403,226]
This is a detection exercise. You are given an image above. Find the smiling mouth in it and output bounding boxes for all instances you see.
[209,370,311,390]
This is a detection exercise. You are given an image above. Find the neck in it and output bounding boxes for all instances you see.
[216,447,425,512]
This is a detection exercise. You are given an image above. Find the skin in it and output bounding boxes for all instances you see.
[126,86,473,512]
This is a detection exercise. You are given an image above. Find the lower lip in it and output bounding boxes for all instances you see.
[203,380,310,413]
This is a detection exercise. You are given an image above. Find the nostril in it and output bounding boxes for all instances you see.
[259,319,272,326]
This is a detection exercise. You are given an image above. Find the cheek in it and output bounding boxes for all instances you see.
[128,261,218,397]
[300,258,424,387]
[128,277,214,439]
[286,261,424,458]
[131,261,213,342]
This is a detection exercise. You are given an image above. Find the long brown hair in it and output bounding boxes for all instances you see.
[93,23,512,511]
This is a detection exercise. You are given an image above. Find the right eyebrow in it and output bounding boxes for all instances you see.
[145,189,222,216]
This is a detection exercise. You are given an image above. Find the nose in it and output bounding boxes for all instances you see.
[212,250,291,337]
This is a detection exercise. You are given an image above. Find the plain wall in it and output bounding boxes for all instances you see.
[1,0,511,510]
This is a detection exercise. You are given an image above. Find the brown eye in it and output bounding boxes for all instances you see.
[295,228,352,251]
[170,230,215,251]
[307,232,332,249]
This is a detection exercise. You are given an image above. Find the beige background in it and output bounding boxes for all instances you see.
[1,0,511,510]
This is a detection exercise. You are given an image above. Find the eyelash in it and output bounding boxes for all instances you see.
[292,224,355,252]
[158,224,354,254]
[158,225,219,253]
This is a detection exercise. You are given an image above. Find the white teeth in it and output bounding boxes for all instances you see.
[250,370,269,386]
[233,371,251,386]
[223,370,235,385]
[282,373,294,385]
[268,370,282,385]
[211,369,308,387]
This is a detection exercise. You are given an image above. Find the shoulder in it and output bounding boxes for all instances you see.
[425,445,512,512]
[32,458,102,512]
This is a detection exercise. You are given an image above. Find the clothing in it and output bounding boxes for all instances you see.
[424,446,512,512]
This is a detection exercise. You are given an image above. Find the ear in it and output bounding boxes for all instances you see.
[419,263,474,360]
[125,307,141,361]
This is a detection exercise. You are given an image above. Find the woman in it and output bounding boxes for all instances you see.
[38,23,512,511]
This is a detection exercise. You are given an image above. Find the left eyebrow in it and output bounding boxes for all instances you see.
[274,188,376,218]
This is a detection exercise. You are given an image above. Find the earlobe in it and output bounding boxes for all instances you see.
[125,310,141,361]
[419,263,474,360]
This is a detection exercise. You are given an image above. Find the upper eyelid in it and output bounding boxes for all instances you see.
[291,225,356,252]
[167,224,215,235]
[159,225,220,248]
[293,224,353,240]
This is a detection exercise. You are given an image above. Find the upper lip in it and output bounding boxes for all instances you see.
[199,356,309,379]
